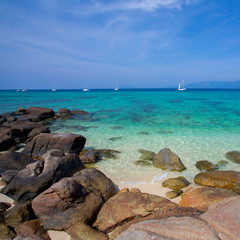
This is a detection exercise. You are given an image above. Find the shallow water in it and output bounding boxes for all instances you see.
[1,89,240,184]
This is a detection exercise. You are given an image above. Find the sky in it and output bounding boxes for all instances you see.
[0,0,240,89]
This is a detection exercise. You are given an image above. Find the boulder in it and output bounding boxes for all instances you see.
[57,108,72,118]
[4,201,35,229]
[0,152,34,175]
[80,149,101,164]
[32,168,118,230]
[0,133,16,151]
[0,116,7,125]
[0,215,16,239]
[23,133,86,158]
[179,186,238,211]
[165,189,183,199]
[225,151,240,163]
[93,192,178,233]
[26,107,55,120]
[195,160,218,171]
[27,127,50,139]
[16,219,50,240]
[138,149,155,161]
[17,114,42,122]
[67,223,108,240]
[1,149,84,202]
[116,217,219,240]
[194,171,240,193]
[153,148,186,171]
[201,196,240,240]
[162,176,190,190]
[15,108,27,115]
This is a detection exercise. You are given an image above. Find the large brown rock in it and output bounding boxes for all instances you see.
[27,127,50,139]
[26,107,55,120]
[179,186,238,211]
[194,171,240,193]
[23,133,86,158]
[1,149,84,202]
[32,168,118,230]
[153,148,186,171]
[67,223,108,240]
[93,192,178,233]
[0,133,16,151]
[16,219,50,240]
[195,160,218,171]
[116,217,219,240]
[162,176,190,190]
[57,108,72,118]
[201,196,240,240]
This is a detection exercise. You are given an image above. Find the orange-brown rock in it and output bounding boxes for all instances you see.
[93,192,178,233]
[194,171,240,193]
[179,186,237,211]
[162,176,190,190]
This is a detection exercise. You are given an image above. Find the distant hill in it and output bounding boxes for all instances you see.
[187,81,240,89]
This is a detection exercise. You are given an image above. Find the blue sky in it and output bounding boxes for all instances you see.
[1,0,240,89]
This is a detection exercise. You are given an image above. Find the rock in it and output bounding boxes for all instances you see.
[27,127,50,139]
[14,235,49,240]
[71,110,89,115]
[201,196,240,239]
[115,217,219,240]
[0,117,7,125]
[32,168,118,230]
[26,107,55,120]
[109,205,203,239]
[93,192,178,233]
[0,152,34,175]
[4,201,35,229]
[22,133,86,158]
[108,137,122,141]
[67,223,108,240]
[216,160,228,167]
[179,186,238,211]
[194,171,240,193]
[57,108,72,118]
[166,189,183,199]
[137,131,149,135]
[16,219,50,240]
[195,160,218,171]
[138,149,155,161]
[0,214,16,239]
[0,133,16,151]
[225,151,240,163]
[162,176,190,190]
[80,150,101,164]
[17,114,42,122]
[133,160,152,166]
[1,149,84,202]
[15,108,27,115]
[153,148,186,171]
[0,202,11,214]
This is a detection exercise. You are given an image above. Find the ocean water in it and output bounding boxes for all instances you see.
[1,89,240,184]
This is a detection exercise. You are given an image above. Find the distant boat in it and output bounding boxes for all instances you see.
[114,83,119,91]
[52,88,56,92]
[22,88,27,92]
[178,80,186,91]
[82,82,89,91]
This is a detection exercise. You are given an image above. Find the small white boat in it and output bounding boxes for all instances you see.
[114,87,119,91]
[178,80,186,91]
[22,88,27,92]
[82,88,89,92]
[52,88,56,92]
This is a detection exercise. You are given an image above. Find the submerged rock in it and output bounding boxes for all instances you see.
[108,136,122,141]
[134,160,152,166]
[57,108,72,118]
[225,151,240,163]
[138,149,155,161]
[153,148,186,171]
[137,131,149,135]
[162,176,190,190]
[166,189,183,199]
[195,160,218,171]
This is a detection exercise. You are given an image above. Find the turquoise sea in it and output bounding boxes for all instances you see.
[1,89,240,184]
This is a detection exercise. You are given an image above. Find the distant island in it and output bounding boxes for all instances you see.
[186,80,240,89]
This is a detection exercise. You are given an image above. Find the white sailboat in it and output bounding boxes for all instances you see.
[178,79,186,91]
[52,88,56,92]
[114,83,119,91]
[82,82,89,91]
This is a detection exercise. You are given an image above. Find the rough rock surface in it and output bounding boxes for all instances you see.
[67,223,108,240]
[179,186,238,211]
[201,196,240,240]
[93,192,178,233]
[23,133,86,158]
[27,127,50,139]
[194,171,240,193]
[153,148,186,171]
[162,176,190,190]
[32,168,118,230]
[26,107,55,120]
[0,133,16,151]
[57,108,72,118]
[1,149,84,202]
[116,217,219,240]
[166,189,183,199]
[195,160,218,171]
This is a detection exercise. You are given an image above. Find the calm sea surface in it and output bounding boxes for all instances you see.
[1,89,240,183]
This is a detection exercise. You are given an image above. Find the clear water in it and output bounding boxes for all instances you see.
[1,89,240,184]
